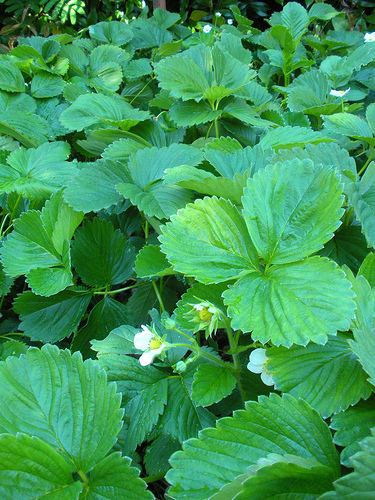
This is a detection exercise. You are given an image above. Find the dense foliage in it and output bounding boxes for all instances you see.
[0,1,375,498]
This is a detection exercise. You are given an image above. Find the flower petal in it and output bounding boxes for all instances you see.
[261,371,275,386]
[139,346,164,366]
[249,348,268,365]
[134,327,154,351]
[247,361,264,374]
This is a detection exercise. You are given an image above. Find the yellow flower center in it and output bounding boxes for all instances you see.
[198,307,213,323]
[149,338,163,350]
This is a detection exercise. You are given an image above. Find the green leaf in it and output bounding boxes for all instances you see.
[31,71,65,98]
[169,100,222,126]
[0,339,28,361]
[60,93,150,132]
[71,218,135,287]
[275,1,309,40]
[259,126,332,150]
[0,433,83,500]
[324,113,373,141]
[0,111,50,148]
[268,335,372,418]
[346,162,375,249]
[0,344,123,473]
[135,245,175,278]
[1,192,83,296]
[366,103,375,136]
[0,141,76,200]
[116,144,202,219]
[88,45,126,93]
[14,289,92,343]
[167,393,340,499]
[235,455,335,500]
[204,144,268,178]
[83,452,154,500]
[243,160,345,265]
[320,224,369,274]
[309,3,340,20]
[154,55,209,101]
[160,196,258,284]
[71,296,132,358]
[224,257,356,347]
[89,20,133,46]
[358,252,375,287]
[192,364,237,407]
[331,399,375,467]
[321,428,375,499]
[0,59,25,92]
[349,325,375,387]
[144,434,181,476]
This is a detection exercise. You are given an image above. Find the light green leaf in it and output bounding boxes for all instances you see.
[0,433,82,500]
[366,103,375,136]
[192,364,237,407]
[88,45,126,93]
[0,339,28,361]
[1,193,82,296]
[31,71,65,98]
[159,196,258,284]
[309,3,340,20]
[349,325,375,387]
[346,161,375,249]
[169,100,222,126]
[135,245,175,278]
[243,160,345,265]
[0,59,25,92]
[60,93,150,132]
[71,218,135,287]
[268,335,372,417]
[83,452,154,500]
[331,400,375,467]
[0,260,13,295]
[116,144,202,219]
[0,344,123,473]
[71,296,132,358]
[0,141,76,200]
[358,252,375,287]
[204,144,268,178]
[0,111,50,148]
[154,55,209,101]
[324,113,373,141]
[131,18,173,49]
[237,455,335,500]
[276,1,309,40]
[259,126,332,150]
[224,257,356,347]
[89,20,133,46]
[167,393,340,500]
[64,159,128,213]
[14,289,92,343]
[321,428,375,499]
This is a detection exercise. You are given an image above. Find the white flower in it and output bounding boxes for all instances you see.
[247,348,275,386]
[364,32,375,43]
[227,18,233,25]
[203,25,212,34]
[133,325,168,366]
[185,300,222,337]
[329,88,350,97]
[215,12,222,17]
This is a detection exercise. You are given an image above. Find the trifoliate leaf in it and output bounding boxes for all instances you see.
[331,399,375,467]
[160,196,259,284]
[0,344,123,473]
[0,433,83,500]
[268,335,372,417]
[71,218,135,287]
[14,289,92,343]
[192,364,237,407]
[31,71,65,98]
[89,20,133,46]
[166,393,340,499]
[224,257,356,347]
[0,141,76,200]
[243,160,345,265]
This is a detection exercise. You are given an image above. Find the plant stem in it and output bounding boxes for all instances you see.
[225,321,246,404]
[214,118,219,138]
[93,282,141,295]
[152,280,165,312]
[77,470,89,485]
[358,147,375,176]
[8,193,23,227]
